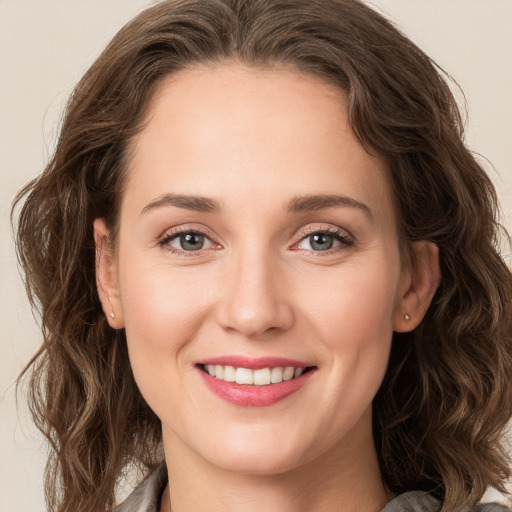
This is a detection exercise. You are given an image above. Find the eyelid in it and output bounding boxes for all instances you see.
[158,224,222,254]
[156,222,354,256]
[290,224,354,253]
[298,223,352,237]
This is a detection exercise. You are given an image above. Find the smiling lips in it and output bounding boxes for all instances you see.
[196,356,316,407]
[203,364,305,385]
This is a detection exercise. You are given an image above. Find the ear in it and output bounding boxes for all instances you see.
[94,218,125,329]
[393,241,440,333]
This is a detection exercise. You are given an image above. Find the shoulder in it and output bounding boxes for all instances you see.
[469,504,511,512]
[114,464,168,512]
[380,491,511,512]
[380,491,441,512]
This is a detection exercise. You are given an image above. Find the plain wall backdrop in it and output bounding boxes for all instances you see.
[1,1,511,511]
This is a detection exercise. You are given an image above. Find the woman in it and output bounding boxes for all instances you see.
[12,1,512,511]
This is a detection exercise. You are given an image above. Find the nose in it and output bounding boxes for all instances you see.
[215,247,294,338]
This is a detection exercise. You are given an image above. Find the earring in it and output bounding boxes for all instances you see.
[404,313,411,320]
[107,295,116,319]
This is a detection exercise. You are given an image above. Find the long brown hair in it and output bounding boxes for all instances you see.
[12,1,512,511]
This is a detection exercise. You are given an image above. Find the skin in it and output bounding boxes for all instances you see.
[95,64,439,512]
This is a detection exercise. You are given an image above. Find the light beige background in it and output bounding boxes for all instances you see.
[1,1,511,511]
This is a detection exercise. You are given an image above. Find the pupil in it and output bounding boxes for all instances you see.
[181,233,204,251]
[310,233,333,251]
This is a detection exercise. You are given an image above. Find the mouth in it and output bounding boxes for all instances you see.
[198,363,315,386]
[195,357,317,407]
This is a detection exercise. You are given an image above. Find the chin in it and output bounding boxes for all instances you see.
[196,429,315,476]
[211,450,304,476]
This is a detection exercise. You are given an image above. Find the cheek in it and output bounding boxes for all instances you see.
[302,259,400,345]
[301,256,401,407]
[117,256,215,387]
[293,258,400,440]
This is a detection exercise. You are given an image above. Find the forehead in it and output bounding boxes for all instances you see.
[124,63,396,227]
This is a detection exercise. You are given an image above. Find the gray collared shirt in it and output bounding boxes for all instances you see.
[114,464,511,512]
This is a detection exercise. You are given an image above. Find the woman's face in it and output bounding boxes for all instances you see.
[97,64,422,475]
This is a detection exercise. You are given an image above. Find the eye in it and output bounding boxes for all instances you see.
[296,230,352,252]
[164,231,214,252]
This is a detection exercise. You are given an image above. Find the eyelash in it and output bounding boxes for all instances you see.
[158,226,219,257]
[293,226,354,255]
[158,225,354,256]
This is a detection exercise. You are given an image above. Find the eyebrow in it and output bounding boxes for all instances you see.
[287,194,373,219]
[140,193,372,219]
[141,193,221,215]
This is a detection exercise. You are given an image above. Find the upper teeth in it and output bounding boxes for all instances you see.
[204,365,304,386]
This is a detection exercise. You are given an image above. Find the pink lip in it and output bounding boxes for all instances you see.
[196,364,316,408]
[196,355,312,370]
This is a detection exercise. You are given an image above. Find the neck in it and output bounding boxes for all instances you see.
[160,413,392,512]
